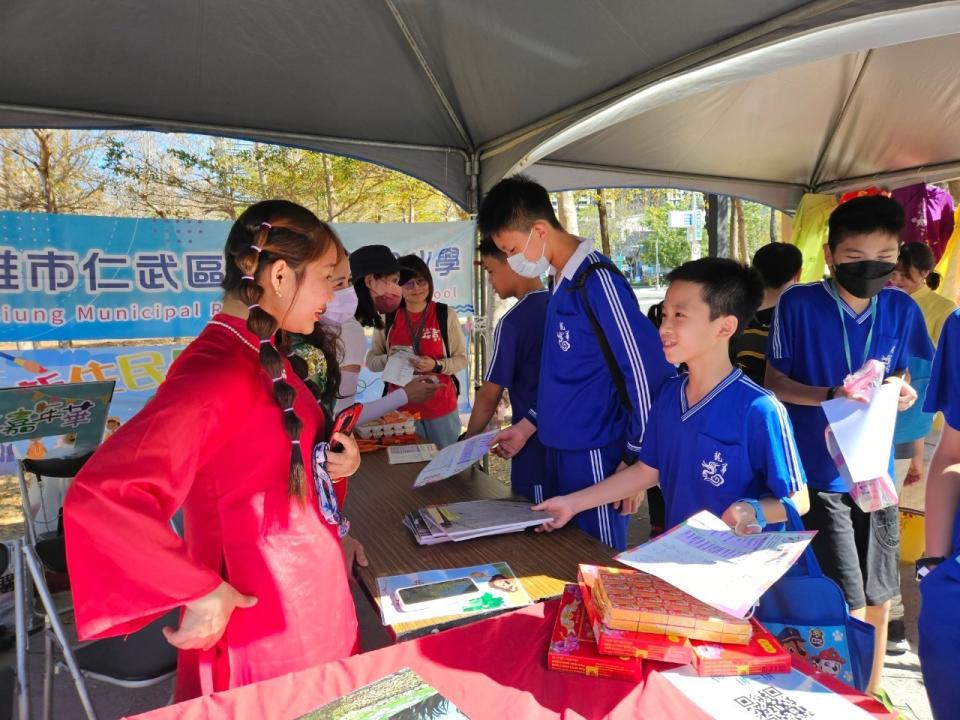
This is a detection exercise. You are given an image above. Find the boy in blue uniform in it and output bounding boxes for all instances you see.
[479,175,674,550]
[534,258,808,536]
[917,308,960,720]
[765,195,933,696]
[463,237,549,502]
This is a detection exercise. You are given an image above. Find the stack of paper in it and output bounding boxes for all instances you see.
[388,443,438,464]
[403,499,550,544]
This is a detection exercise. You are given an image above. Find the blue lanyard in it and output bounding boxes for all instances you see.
[830,282,877,374]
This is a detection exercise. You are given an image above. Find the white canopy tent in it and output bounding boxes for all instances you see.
[1,0,957,213]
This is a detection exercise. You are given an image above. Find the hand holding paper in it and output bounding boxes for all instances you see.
[413,430,497,487]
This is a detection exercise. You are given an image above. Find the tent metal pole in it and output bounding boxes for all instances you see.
[0,103,470,160]
[384,0,474,151]
[478,0,857,161]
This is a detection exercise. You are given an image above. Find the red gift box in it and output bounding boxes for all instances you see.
[691,618,791,677]
[547,584,643,682]
[578,564,694,665]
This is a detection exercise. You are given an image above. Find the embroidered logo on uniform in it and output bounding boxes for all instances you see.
[701,451,728,487]
[557,322,571,352]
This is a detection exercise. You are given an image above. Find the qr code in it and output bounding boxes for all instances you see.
[735,687,813,720]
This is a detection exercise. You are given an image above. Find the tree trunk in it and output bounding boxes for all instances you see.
[33,130,57,213]
[769,207,778,243]
[557,191,579,235]
[596,188,610,256]
[734,198,748,263]
[321,153,337,221]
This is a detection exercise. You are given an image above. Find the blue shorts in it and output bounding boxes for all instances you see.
[545,441,628,551]
[510,435,548,503]
[919,556,960,720]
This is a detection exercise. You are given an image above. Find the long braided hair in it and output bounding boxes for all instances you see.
[221,200,344,500]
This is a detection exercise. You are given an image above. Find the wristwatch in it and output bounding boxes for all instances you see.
[432,360,443,373]
[826,386,838,401]
[916,556,945,582]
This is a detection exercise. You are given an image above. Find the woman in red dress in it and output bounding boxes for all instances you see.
[64,200,363,700]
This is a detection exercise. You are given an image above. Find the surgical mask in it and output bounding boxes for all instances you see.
[507,228,550,279]
[371,285,402,314]
[833,260,896,299]
[319,286,359,326]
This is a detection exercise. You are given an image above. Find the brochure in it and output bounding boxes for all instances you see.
[615,511,814,619]
[822,382,900,483]
[382,349,416,387]
[419,499,551,542]
[387,443,438,464]
[413,430,497,487]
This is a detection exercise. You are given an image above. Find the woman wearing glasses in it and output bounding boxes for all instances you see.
[367,254,467,448]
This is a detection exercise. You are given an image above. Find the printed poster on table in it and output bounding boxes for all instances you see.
[413,430,497,487]
[615,511,814,618]
[0,211,476,342]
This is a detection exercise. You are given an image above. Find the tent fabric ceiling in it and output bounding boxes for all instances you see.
[0,0,955,209]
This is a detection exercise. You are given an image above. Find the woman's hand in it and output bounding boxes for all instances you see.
[413,356,436,373]
[341,533,369,580]
[162,582,257,651]
[403,377,439,404]
[327,432,361,478]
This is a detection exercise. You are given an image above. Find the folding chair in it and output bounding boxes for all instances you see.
[16,452,94,551]
[1,540,29,720]
[21,544,177,720]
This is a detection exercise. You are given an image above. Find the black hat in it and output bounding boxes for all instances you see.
[349,245,401,280]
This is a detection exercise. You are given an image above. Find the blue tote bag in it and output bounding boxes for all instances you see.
[756,498,875,692]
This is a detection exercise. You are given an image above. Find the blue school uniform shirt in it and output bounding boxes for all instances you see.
[485,289,549,424]
[530,243,674,458]
[922,308,960,555]
[638,369,806,529]
[768,281,934,492]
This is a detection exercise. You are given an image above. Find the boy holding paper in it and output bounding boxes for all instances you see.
[535,257,809,539]
[765,195,932,696]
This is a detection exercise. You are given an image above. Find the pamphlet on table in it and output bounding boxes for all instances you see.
[376,562,531,626]
[412,430,497,487]
[403,499,551,544]
[615,511,814,618]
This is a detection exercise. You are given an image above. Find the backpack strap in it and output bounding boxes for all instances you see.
[435,303,461,396]
[570,261,633,414]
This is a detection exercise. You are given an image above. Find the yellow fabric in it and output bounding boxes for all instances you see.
[790,193,837,283]
[935,206,960,304]
[911,284,957,345]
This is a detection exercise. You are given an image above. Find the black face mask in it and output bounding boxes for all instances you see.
[833,260,896,299]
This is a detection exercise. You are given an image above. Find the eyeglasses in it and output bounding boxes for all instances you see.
[403,277,429,289]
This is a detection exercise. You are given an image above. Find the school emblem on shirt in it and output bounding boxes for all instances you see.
[557,322,571,352]
[701,451,728,487]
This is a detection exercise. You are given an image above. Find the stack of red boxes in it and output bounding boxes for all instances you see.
[547,564,791,680]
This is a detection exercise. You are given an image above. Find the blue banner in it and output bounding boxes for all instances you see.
[0,212,475,342]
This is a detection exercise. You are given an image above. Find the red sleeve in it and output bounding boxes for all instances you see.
[64,347,254,640]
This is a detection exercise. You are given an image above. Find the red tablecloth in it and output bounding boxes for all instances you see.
[128,600,894,720]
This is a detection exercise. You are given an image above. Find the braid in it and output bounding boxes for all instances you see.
[236,222,307,500]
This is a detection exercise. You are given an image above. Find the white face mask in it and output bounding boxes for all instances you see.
[319,286,359,326]
[507,228,550,279]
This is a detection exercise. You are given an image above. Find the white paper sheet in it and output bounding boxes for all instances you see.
[382,349,416,387]
[413,430,497,487]
[821,382,900,482]
[615,511,815,618]
[661,666,875,720]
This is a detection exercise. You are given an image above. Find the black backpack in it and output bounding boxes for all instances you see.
[384,302,461,396]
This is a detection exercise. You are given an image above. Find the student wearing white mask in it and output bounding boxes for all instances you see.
[291,251,437,424]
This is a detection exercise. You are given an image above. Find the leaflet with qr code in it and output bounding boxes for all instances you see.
[660,666,875,720]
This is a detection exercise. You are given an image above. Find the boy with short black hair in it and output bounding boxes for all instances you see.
[535,257,809,537]
[463,237,549,502]
[481,175,674,550]
[765,194,933,696]
[733,242,803,385]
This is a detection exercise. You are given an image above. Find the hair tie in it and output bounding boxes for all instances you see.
[261,222,272,230]
[291,440,300,445]
[259,338,272,345]
[242,275,255,282]
[283,407,295,414]
[249,245,262,253]
[272,376,283,383]
[286,349,296,357]
[248,303,260,311]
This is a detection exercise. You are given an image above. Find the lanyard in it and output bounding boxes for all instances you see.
[830,283,877,374]
[401,304,431,356]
